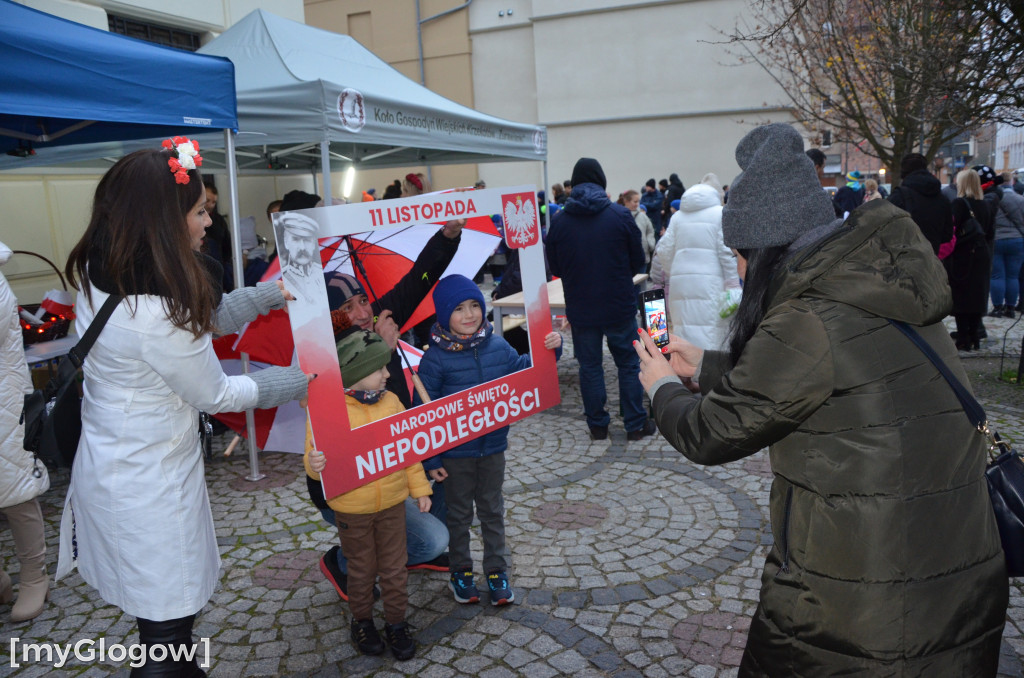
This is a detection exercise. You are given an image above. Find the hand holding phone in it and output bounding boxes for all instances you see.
[639,289,670,354]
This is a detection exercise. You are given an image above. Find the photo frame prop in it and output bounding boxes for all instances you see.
[273,186,559,499]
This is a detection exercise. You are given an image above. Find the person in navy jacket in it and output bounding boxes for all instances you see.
[546,157,655,441]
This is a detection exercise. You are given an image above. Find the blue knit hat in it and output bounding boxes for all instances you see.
[433,275,485,332]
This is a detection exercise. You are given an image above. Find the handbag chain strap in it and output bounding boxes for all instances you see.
[887,319,1010,459]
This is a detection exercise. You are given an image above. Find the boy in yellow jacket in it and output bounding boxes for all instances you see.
[305,328,432,660]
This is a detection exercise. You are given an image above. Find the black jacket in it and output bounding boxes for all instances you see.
[887,169,953,255]
[371,228,459,406]
[946,196,995,315]
[661,179,684,225]
[832,184,864,215]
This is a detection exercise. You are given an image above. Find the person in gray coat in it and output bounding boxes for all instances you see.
[991,173,1024,316]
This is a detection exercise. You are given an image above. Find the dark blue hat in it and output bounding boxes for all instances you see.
[433,275,485,332]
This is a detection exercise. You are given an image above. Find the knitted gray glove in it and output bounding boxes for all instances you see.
[249,365,308,410]
[214,281,286,335]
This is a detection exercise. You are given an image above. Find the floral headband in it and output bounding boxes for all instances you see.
[161,136,203,184]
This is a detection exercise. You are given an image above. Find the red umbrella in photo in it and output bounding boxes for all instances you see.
[232,214,499,364]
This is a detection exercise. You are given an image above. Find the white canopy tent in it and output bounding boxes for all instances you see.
[196,9,547,190]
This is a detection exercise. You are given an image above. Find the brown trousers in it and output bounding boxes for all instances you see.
[336,502,407,623]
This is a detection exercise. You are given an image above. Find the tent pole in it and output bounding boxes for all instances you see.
[224,129,265,482]
[543,160,550,235]
[321,140,332,204]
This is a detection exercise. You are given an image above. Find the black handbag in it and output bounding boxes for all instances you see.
[21,294,120,468]
[889,319,1024,576]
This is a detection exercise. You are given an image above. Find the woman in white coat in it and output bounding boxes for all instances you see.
[56,141,311,677]
[0,242,51,623]
[656,180,740,350]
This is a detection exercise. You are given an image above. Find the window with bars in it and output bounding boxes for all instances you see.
[108,15,201,52]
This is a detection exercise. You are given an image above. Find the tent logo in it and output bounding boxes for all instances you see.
[501,192,539,249]
[533,129,546,154]
[338,88,366,132]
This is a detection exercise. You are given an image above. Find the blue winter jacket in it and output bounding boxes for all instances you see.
[416,326,559,470]
[546,183,645,327]
[640,188,664,232]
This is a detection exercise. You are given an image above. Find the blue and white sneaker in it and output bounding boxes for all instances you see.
[449,571,480,604]
[486,570,515,606]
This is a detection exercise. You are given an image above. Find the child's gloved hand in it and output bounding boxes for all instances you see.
[417,496,432,513]
[544,331,562,350]
[309,450,326,473]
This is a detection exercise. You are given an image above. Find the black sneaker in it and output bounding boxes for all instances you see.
[320,546,379,601]
[588,425,609,440]
[351,618,385,656]
[384,621,416,660]
[626,419,657,441]
[988,305,1006,318]
[407,552,450,572]
[320,546,349,601]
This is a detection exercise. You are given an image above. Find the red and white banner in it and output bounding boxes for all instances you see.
[273,186,558,498]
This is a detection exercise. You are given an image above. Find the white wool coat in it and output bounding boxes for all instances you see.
[656,184,738,350]
[56,285,260,621]
[631,209,657,264]
[0,243,49,509]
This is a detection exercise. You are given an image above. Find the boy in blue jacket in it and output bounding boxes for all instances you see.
[417,275,561,605]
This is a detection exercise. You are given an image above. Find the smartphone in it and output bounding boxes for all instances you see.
[639,289,670,351]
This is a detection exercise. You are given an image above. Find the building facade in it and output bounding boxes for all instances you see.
[303,0,797,198]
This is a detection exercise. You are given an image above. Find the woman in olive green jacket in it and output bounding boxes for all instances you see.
[637,124,1008,677]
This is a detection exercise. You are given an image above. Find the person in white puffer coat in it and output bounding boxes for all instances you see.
[0,241,51,622]
[656,181,740,350]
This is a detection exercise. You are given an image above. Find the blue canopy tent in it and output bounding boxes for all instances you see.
[0,0,271,479]
[0,0,237,156]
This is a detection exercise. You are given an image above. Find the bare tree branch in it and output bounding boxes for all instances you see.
[729,0,1024,184]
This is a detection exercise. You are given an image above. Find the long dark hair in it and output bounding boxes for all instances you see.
[728,246,789,363]
[66,148,216,338]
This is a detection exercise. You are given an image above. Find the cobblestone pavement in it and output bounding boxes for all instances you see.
[2,313,1024,676]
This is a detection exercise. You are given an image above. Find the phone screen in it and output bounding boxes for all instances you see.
[641,293,669,349]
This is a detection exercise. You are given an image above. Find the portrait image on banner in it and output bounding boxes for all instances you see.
[272,186,560,499]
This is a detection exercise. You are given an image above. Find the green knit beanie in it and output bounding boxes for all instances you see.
[336,329,391,387]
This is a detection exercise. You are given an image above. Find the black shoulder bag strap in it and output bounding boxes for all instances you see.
[890,320,1024,578]
[887,319,986,430]
[56,294,121,383]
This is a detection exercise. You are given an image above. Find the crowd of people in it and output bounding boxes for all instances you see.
[0,126,1019,675]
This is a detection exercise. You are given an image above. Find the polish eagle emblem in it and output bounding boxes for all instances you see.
[502,193,538,248]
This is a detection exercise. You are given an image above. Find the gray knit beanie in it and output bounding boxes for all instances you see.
[721,123,837,249]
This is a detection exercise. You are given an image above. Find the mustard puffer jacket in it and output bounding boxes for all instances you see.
[304,392,431,514]
[652,201,1008,676]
